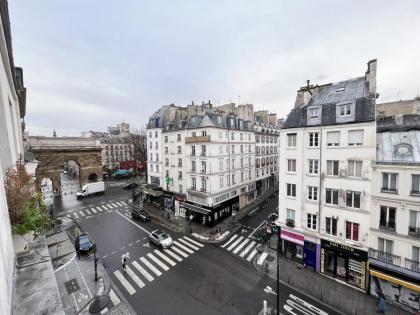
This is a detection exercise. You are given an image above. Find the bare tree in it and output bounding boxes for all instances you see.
[128,128,147,178]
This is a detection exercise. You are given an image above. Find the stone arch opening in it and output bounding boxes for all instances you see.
[88,173,98,182]
[60,160,81,196]
[41,178,54,202]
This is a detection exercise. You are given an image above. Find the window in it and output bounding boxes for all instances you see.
[308,186,318,201]
[241,158,244,168]
[164,136,168,143]
[287,183,296,197]
[308,159,319,175]
[191,161,196,172]
[248,134,251,141]
[308,108,319,119]
[378,237,393,254]
[287,133,297,148]
[241,172,244,182]
[409,210,420,235]
[411,175,420,195]
[380,206,396,230]
[232,174,236,185]
[327,160,339,176]
[156,165,159,172]
[309,132,319,147]
[346,190,361,208]
[155,142,158,149]
[248,145,251,153]
[201,130,207,137]
[382,173,397,192]
[248,157,251,167]
[150,153,153,161]
[325,217,337,236]
[177,134,181,142]
[155,131,158,137]
[348,130,364,146]
[346,221,359,241]
[219,145,223,154]
[201,161,206,174]
[149,132,152,138]
[338,103,351,116]
[348,160,362,177]
[327,131,340,147]
[219,176,224,188]
[191,146,196,156]
[200,178,207,192]
[201,145,206,156]
[178,171,182,180]
[155,153,159,162]
[325,188,339,205]
[240,133,243,141]
[307,214,317,230]
[192,132,196,137]
[164,147,168,154]
[232,145,235,154]
[286,209,295,226]
[179,185,183,193]
[412,247,420,262]
[191,177,196,190]
[165,158,169,166]
[231,159,235,169]
[177,146,182,154]
[178,158,182,167]
[219,159,223,172]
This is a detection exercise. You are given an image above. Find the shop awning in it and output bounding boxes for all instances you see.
[370,269,420,292]
[281,229,304,246]
[182,203,211,215]
[141,187,163,197]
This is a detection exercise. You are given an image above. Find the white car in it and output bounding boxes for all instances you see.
[149,230,173,248]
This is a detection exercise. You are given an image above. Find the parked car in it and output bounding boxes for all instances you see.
[131,208,151,222]
[123,182,139,190]
[75,233,94,256]
[149,230,173,248]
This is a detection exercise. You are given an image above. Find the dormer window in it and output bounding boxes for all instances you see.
[394,143,413,161]
[336,87,345,93]
[338,103,352,116]
[308,108,319,119]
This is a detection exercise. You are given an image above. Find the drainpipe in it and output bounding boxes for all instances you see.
[318,125,323,235]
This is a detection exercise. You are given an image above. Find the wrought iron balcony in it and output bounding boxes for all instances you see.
[286,219,295,227]
[369,248,401,267]
[409,226,420,238]
[185,135,211,144]
[405,258,420,273]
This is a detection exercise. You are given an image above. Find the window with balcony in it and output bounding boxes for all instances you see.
[201,161,206,174]
[286,209,295,227]
[178,171,183,180]
[240,145,243,153]
[308,186,318,201]
[411,174,420,195]
[346,190,360,208]
[191,177,196,190]
[287,133,297,148]
[380,206,396,231]
[348,130,364,146]
[241,172,244,182]
[287,183,296,197]
[326,188,339,205]
[256,159,260,168]
[177,146,182,154]
[201,145,206,156]
[307,214,317,230]
[378,237,393,254]
[165,147,168,154]
[382,172,398,193]
[191,146,196,156]
[219,176,223,188]
[165,158,169,167]
[164,136,168,143]
[262,147,265,155]
[409,210,420,237]
[177,134,181,142]
[309,132,319,147]
[325,217,337,235]
[345,221,359,241]
[348,160,362,177]
[308,159,319,175]
[327,160,339,176]
[248,145,251,153]
[256,135,260,143]
[178,158,182,167]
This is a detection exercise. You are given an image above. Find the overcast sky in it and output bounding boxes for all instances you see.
[9,1,420,136]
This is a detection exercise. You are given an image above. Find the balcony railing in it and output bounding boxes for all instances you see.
[409,226,420,238]
[405,258,420,273]
[185,135,211,144]
[369,248,401,266]
[286,219,295,227]
[200,152,206,156]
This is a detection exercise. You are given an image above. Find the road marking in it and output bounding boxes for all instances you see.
[247,249,258,261]
[121,246,126,250]
[182,236,204,247]
[102,255,108,259]
[128,243,133,247]
[248,218,268,238]
[257,252,268,265]
[85,209,92,215]
[115,201,124,207]
[169,245,189,258]
[114,270,135,295]
[100,307,108,314]
[163,248,183,262]
[90,208,97,214]
[173,241,194,254]
[233,238,250,254]
[121,201,128,205]
[132,261,154,282]
[140,257,162,276]
[135,240,140,243]
[177,238,200,251]
[154,250,176,266]
[240,241,256,257]
[72,212,79,219]
[79,211,85,217]
[115,210,152,235]
[100,205,107,211]
[109,289,120,306]
[289,294,328,315]
[126,265,145,288]
[147,253,169,271]
[107,203,115,209]
[221,234,238,248]
[96,207,103,212]
[112,250,117,255]
[227,236,244,251]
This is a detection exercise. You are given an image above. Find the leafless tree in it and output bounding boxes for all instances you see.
[128,128,147,178]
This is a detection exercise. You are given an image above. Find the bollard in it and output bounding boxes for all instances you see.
[263,300,267,315]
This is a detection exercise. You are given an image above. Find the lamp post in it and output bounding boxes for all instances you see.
[276,224,281,315]
[93,244,98,282]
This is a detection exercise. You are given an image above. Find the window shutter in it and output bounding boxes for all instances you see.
[327,131,340,145]
[348,130,364,145]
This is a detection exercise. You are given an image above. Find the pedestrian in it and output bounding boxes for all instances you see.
[377,295,386,314]
[121,254,127,272]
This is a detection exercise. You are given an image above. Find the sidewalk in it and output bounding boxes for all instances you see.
[144,187,278,244]
[252,235,410,315]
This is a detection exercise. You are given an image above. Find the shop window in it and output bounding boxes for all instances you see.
[348,160,362,177]
[346,190,360,208]
[380,206,396,231]
[325,188,339,205]
[307,213,317,230]
[325,217,337,235]
[287,183,296,197]
[327,160,339,176]
[345,221,359,241]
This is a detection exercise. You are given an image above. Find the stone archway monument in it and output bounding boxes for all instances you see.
[28,136,103,194]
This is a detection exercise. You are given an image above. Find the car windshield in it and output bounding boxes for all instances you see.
[79,236,90,245]
[159,233,169,240]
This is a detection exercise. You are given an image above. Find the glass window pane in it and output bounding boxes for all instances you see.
[353,223,359,241]
[346,221,351,239]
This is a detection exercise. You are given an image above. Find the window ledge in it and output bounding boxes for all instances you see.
[285,196,297,200]
[381,189,398,195]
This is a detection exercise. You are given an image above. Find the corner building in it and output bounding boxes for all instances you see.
[278,60,377,290]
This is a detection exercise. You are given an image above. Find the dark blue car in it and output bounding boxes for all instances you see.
[75,233,94,256]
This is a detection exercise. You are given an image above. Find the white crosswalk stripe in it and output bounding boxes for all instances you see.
[115,201,124,207]
[173,241,194,254]
[227,236,244,251]
[126,266,145,288]
[100,205,108,211]
[147,253,169,271]
[257,252,268,265]
[90,208,97,214]
[177,238,200,251]
[85,209,92,215]
[102,204,111,210]
[163,248,183,262]
[247,249,258,261]
[240,241,256,257]
[132,261,154,282]
[154,250,176,266]
[121,201,128,205]
[233,238,250,254]
[114,270,136,295]
[107,203,115,209]
[170,245,189,258]
[79,210,85,217]
[182,236,204,247]
[95,207,103,212]
[109,289,121,306]
[221,234,238,248]
[72,212,79,219]
[140,257,162,276]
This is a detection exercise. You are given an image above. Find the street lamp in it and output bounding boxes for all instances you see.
[93,244,99,282]
[189,214,193,234]
[276,224,281,315]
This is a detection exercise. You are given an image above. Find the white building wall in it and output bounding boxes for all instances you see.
[147,128,163,186]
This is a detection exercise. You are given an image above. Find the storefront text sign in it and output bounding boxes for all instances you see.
[321,239,368,259]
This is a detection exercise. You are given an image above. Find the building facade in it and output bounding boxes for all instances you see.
[278,60,377,291]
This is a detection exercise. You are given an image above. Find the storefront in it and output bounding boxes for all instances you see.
[304,240,319,271]
[281,229,304,265]
[320,239,368,290]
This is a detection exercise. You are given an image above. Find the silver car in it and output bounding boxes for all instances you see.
[149,230,173,248]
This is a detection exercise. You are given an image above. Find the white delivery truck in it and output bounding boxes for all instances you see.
[76,182,105,199]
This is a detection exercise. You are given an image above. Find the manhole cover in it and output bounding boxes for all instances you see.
[265,255,275,262]
[64,278,80,294]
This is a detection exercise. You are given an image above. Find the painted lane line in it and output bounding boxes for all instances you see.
[115,210,152,235]
[240,241,256,257]
[227,236,244,251]
[140,257,162,276]
[257,252,268,265]
[135,240,140,243]
[247,249,258,261]
[121,201,128,205]
[154,250,176,266]
[111,250,117,255]
[233,238,250,254]
[177,238,200,251]
[85,209,92,215]
[109,289,120,306]
[170,245,189,258]
[90,208,97,214]
[221,234,238,248]
[132,261,154,282]
[163,248,183,262]
[289,294,328,315]
[182,236,204,247]
[114,270,135,295]
[147,253,169,271]
[72,212,79,219]
[173,241,194,254]
[102,255,108,259]
[96,207,103,212]
[126,265,145,289]
[128,243,133,247]
[285,300,313,315]
[79,211,85,217]
[248,218,269,238]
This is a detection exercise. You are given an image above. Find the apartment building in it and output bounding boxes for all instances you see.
[278,60,377,291]
[369,112,420,312]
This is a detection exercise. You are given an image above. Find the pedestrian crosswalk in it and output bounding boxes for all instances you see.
[113,236,204,295]
[221,234,267,264]
[58,200,129,221]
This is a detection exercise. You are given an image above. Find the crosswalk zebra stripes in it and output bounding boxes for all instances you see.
[113,236,204,295]
[59,200,129,220]
[221,234,268,264]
